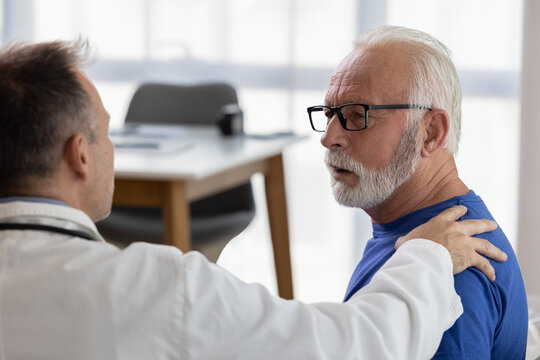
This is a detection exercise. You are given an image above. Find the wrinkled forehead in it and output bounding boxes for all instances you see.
[325,44,412,105]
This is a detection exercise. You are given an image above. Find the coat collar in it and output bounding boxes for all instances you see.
[0,200,105,243]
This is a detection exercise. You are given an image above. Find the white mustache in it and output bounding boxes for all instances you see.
[324,150,361,175]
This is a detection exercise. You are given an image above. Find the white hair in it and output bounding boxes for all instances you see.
[354,25,462,153]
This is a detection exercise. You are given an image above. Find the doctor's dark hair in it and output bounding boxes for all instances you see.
[0,40,96,195]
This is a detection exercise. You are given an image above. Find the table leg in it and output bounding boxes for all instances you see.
[162,181,191,253]
[264,154,294,299]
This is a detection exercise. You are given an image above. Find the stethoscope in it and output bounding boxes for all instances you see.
[0,223,98,241]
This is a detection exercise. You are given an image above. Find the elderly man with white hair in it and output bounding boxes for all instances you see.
[309,26,528,358]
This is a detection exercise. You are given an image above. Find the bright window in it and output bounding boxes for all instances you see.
[1,0,523,301]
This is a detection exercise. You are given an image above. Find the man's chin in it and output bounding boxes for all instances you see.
[332,183,370,209]
[331,182,392,210]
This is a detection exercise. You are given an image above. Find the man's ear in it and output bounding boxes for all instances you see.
[421,109,450,157]
[64,133,91,181]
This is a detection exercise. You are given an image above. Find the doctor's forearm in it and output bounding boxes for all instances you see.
[341,239,462,359]
[179,240,461,359]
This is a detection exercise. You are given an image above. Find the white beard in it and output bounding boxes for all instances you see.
[325,122,421,209]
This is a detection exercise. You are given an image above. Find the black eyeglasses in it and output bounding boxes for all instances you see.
[307,103,433,132]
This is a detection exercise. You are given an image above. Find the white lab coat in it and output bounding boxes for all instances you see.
[0,201,462,359]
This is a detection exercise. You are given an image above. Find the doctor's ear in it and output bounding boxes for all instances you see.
[420,109,450,157]
[64,133,91,181]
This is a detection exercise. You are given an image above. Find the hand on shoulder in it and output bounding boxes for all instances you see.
[395,205,507,281]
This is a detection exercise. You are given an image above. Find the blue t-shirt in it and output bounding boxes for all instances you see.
[344,191,527,359]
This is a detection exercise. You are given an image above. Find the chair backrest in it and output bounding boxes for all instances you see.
[124,82,255,217]
[125,83,239,125]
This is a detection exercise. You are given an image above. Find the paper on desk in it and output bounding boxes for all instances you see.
[112,137,192,153]
[109,124,194,138]
[110,124,193,154]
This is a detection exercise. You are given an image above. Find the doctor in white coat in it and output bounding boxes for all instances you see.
[0,40,505,360]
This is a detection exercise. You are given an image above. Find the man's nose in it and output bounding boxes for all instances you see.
[320,115,349,150]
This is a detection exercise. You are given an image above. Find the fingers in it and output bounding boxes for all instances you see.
[432,205,468,222]
[451,237,506,281]
[455,218,498,237]
[394,207,497,250]
[394,205,505,282]
[470,237,507,262]
[461,254,496,282]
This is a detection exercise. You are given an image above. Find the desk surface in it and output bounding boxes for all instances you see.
[111,124,299,298]
[112,125,305,181]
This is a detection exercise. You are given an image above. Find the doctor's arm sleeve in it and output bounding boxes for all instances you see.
[178,238,462,360]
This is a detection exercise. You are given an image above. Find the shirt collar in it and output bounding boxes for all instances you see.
[372,190,478,237]
[0,196,70,207]
[0,199,105,243]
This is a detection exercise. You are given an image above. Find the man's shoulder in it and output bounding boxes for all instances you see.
[457,193,494,220]
[456,194,515,252]
[437,265,528,358]
[433,194,528,358]
[450,193,524,304]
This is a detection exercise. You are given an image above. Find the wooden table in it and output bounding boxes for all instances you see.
[111,125,304,299]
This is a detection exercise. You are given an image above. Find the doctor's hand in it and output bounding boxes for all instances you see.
[395,205,507,282]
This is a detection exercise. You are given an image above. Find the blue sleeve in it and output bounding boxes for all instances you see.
[432,268,500,359]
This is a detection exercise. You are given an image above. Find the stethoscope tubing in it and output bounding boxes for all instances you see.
[0,223,97,241]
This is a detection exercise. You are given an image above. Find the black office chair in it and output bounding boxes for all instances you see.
[97,83,255,262]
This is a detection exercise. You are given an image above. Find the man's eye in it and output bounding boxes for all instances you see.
[350,112,365,119]
[323,109,333,119]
